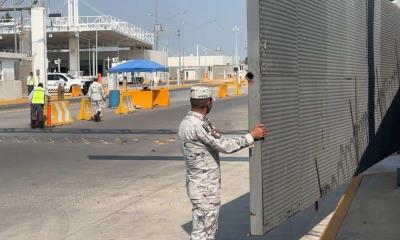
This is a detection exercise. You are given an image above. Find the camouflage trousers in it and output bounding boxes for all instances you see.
[91,100,103,115]
[191,201,220,240]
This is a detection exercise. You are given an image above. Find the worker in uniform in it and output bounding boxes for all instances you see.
[57,78,66,101]
[87,77,106,122]
[178,86,267,240]
[29,83,48,129]
[26,72,37,95]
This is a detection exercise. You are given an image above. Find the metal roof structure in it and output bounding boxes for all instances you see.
[0,15,154,51]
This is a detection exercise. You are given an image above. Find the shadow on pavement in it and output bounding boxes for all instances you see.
[181,184,346,240]
[88,155,249,162]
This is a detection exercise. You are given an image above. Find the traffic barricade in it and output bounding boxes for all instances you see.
[153,88,170,107]
[130,89,154,109]
[115,94,135,114]
[45,101,74,127]
[226,82,243,96]
[218,84,228,99]
[71,85,83,97]
[77,98,92,120]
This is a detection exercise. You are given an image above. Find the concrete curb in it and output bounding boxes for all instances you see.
[320,176,363,240]
[0,97,84,111]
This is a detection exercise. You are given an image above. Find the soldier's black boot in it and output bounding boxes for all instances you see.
[39,121,45,129]
[31,120,36,129]
[97,112,101,122]
[94,113,99,122]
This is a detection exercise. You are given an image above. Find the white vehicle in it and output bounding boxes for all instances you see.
[47,73,88,92]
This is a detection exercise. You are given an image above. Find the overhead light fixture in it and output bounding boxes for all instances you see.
[48,33,52,38]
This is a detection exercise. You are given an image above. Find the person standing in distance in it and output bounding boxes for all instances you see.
[57,77,66,101]
[178,86,267,240]
[26,72,37,95]
[87,77,106,122]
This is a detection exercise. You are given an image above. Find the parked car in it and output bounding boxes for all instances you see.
[47,73,89,93]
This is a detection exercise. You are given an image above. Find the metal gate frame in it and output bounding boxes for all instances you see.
[247,0,264,235]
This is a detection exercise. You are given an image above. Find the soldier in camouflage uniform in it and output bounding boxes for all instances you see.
[178,86,267,240]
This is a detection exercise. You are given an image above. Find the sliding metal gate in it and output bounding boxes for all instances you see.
[248,0,400,235]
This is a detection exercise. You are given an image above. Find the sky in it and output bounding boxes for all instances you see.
[48,0,248,59]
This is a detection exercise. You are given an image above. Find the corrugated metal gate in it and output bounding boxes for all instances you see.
[247,0,400,235]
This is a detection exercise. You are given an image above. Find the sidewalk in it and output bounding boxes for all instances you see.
[336,155,400,240]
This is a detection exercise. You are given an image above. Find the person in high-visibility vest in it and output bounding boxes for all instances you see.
[26,72,37,95]
[29,83,48,129]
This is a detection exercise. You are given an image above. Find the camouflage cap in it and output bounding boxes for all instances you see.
[190,86,212,99]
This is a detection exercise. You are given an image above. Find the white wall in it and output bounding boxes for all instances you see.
[168,55,233,67]
[130,49,166,65]
[0,55,24,99]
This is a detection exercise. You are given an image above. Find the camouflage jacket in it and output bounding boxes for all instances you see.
[178,111,254,204]
[88,82,105,101]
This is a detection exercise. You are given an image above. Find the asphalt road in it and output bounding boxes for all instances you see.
[0,89,345,240]
[0,90,254,240]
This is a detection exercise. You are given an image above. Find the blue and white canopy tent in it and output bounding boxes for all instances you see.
[108,59,168,73]
[108,59,169,90]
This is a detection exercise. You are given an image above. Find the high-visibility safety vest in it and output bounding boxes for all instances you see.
[31,87,46,104]
[28,77,36,86]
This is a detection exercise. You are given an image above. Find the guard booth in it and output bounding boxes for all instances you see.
[248,0,400,235]
[108,59,170,109]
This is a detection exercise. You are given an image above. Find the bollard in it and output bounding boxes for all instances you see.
[218,84,228,99]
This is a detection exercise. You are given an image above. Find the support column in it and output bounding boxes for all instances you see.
[31,7,48,88]
[69,36,80,76]
[19,30,31,54]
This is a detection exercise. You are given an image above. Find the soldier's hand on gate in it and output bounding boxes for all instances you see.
[250,124,267,140]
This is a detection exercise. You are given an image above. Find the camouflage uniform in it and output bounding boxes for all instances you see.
[178,111,254,240]
[87,81,106,120]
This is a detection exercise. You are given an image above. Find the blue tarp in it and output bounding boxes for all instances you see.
[108,59,168,73]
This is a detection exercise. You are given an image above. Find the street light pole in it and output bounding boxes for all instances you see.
[177,29,181,85]
[233,25,240,68]
[196,43,200,80]
[95,28,98,75]
[88,40,91,76]
[13,0,17,53]
[154,0,160,51]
